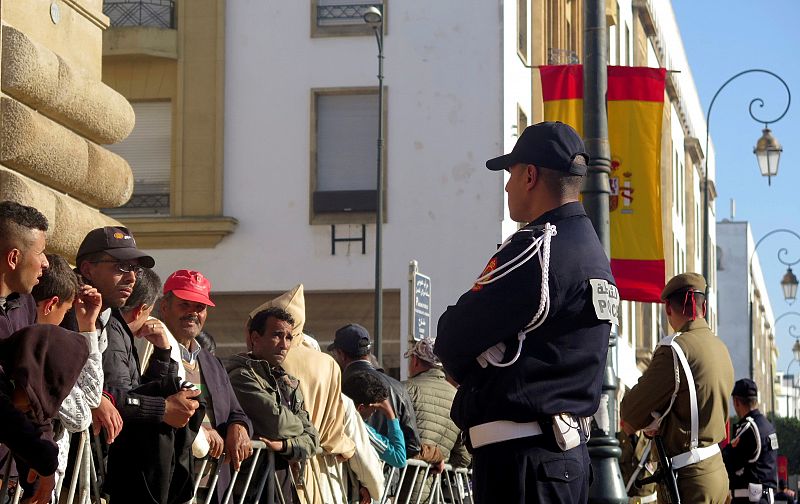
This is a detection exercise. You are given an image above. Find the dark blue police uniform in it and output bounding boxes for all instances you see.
[724,408,779,503]
[435,201,616,504]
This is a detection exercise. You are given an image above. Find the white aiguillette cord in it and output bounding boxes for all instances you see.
[473,223,557,368]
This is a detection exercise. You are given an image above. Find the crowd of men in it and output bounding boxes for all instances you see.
[0,200,470,504]
[0,120,794,504]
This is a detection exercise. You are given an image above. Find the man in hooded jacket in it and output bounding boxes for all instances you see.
[0,324,89,504]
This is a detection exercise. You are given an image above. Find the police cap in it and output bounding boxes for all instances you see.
[486,121,589,175]
[732,378,758,398]
[660,272,707,301]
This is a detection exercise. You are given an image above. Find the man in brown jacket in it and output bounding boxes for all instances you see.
[621,273,734,503]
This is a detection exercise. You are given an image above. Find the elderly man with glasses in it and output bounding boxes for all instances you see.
[73,227,202,503]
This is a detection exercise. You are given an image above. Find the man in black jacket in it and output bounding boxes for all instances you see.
[75,227,201,503]
[330,323,421,459]
[435,122,617,503]
[723,378,779,503]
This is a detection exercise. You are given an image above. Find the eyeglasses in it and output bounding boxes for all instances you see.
[89,260,144,276]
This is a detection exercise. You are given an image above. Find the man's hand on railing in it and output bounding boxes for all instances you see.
[26,470,55,504]
[204,426,224,459]
[224,423,252,471]
[359,486,371,504]
[164,388,200,428]
[258,437,283,453]
[92,395,123,443]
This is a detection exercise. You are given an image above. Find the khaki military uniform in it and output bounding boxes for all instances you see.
[621,318,734,503]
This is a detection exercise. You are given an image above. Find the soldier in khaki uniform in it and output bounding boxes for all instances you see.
[621,273,734,503]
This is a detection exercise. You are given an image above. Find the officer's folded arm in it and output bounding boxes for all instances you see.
[620,345,677,432]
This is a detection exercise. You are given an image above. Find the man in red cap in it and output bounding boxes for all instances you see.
[159,269,253,503]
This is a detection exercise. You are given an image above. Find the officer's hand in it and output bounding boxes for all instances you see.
[476,342,506,368]
[620,420,636,436]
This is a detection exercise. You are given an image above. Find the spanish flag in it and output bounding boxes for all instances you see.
[540,65,666,302]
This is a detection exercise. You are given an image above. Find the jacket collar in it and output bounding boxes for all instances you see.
[677,317,709,333]
[527,201,586,228]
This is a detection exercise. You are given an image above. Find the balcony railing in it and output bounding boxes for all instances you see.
[547,48,579,65]
[104,0,175,29]
[316,1,382,27]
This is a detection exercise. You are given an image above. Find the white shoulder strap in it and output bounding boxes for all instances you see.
[658,333,699,450]
[743,417,762,463]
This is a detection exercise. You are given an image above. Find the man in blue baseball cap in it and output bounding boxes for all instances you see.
[435,121,617,503]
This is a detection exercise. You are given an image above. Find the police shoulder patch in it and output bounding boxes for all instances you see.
[769,432,779,450]
[589,279,619,325]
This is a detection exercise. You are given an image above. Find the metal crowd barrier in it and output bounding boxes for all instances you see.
[379,460,473,504]
[193,440,279,504]
[2,437,473,504]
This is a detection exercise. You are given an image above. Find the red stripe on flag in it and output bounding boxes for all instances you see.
[540,65,583,101]
[608,66,667,102]
[610,258,665,303]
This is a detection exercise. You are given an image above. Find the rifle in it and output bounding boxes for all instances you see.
[634,436,681,504]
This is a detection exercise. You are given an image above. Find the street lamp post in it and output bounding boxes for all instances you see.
[785,340,800,418]
[747,230,800,413]
[363,6,385,364]
[701,70,791,306]
[583,0,627,502]
[749,229,800,305]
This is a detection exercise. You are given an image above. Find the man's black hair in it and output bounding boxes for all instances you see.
[248,307,295,336]
[342,371,388,406]
[538,165,584,198]
[31,254,79,303]
[121,268,161,314]
[0,201,48,250]
[733,395,758,409]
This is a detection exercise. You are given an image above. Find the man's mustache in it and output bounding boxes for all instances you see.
[180,315,201,324]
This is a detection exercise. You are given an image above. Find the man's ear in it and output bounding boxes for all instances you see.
[43,296,60,315]
[78,261,93,282]
[246,331,257,351]
[133,303,149,323]
[664,301,672,317]
[525,164,538,190]
[5,248,21,271]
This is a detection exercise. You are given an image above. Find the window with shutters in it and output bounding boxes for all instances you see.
[312,0,385,38]
[517,0,529,64]
[310,87,386,224]
[105,101,172,217]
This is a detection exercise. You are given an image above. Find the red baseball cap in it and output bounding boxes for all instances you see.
[163,269,215,306]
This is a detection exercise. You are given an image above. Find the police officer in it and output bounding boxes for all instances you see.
[434,121,618,504]
[621,273,734,503]
[723,378,779,503]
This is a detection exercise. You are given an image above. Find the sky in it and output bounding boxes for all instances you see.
[671,0,800,372]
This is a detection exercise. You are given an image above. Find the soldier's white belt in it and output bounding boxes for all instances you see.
[630,493,658,504]
[670,443,720,470]
[469,420,543,448]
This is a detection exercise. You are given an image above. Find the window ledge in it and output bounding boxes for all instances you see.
[120,216,238,249]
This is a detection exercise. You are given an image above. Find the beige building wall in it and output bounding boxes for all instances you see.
[0,0,134,261]
[101,0,236,250]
